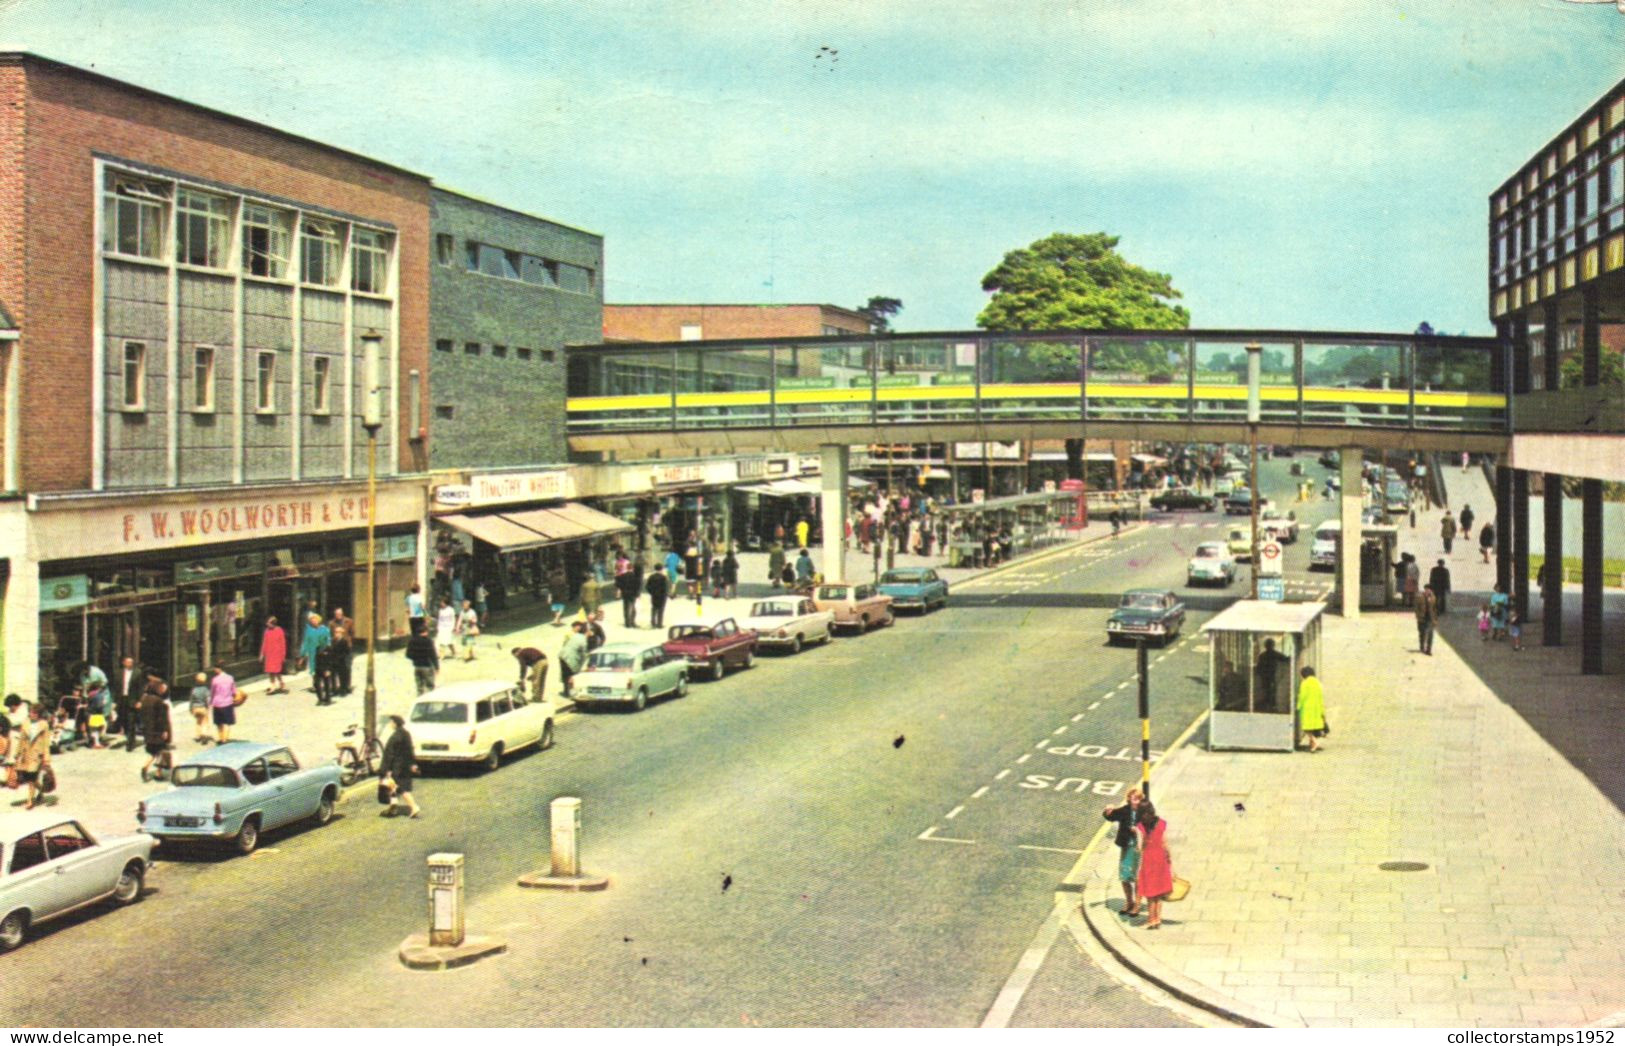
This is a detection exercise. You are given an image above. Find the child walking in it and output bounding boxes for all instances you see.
[1478,603,1491,642]
[1509,610,1523,651]
[188,672,212,743]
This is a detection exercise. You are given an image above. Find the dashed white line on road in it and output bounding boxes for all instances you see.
[995,769,1011,780]
[945,805,965,820]
[971,785,989,799]
[1016,844,1085,855]
[1052,725,1068,735]
[1071,712,1084,722]
[1116,681,1129,690]
[1016,753,1031,764]
[918,825,975,844]
[1087,702,1100,710]
[1034,739,1048,748]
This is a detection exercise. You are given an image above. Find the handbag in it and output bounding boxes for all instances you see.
[1167,876,1191,902]
[232,689,248,707]
[4,765,16,790]
[40,765,57,794]
[376,775,396,805]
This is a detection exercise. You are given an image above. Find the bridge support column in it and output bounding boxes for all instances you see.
[1513,469,1530,627]
[1339,449,1363,619]
[819,444,848,584]
[1495,464,1513,596]
[1582,479,1604,675]
[1543,473,1563,647]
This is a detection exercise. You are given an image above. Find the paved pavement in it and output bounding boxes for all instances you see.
[22,526,1121,843]
[1073,464,1625,1028]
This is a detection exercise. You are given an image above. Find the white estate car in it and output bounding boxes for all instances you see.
[409,679,556,772]
[742,596,835,653]
[1186,542,1237,586]
[1,812,153,951]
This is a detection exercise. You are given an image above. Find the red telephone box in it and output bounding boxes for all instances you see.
[1060,478,1088,529]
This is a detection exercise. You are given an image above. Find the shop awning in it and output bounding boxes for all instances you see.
[437,513,553,552]
[1131,453,1167,465]
[502,507,593,541]
[548,501,634,536]
[740,476,870,497]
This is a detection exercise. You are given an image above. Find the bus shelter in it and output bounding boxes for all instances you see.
[1202,600,1325,752]
[939,490,1078,566]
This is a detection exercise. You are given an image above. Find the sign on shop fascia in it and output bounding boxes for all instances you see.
[651,464,708,486]
[468,470,575,506]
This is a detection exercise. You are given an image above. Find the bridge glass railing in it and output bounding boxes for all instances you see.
[568,348,677,430]
[773,342,872,426]
[1413,342,1503,430]
[1086,338,1188,421]
[874,338,980,425]
[983,338,1083,421]
[672,345,775,429]
[1301,341,1410,428]
[1192,341,1297,424]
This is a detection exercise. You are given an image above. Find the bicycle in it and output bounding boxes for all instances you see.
[335,723,384,786]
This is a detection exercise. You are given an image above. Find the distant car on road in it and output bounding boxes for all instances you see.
[663,618,759,681]
[1225,491,1274,516]
[1260,508,1299,543]
[570,642,688,711]
[139,742,342,855]
[813,582,895,633]
[1213,476,1236,497]
[877,567,949,613]
[1310,520,1340,570]
[1383,480,1411,512]
[0,812,153,952]
[1106,589,1186,646]
[1186,542,1237,587]
[1227,527,1253,561]
[409,679,556,771]
[743,596,835,653]
[1318,450,1340,469]
[1150,487,1216,512]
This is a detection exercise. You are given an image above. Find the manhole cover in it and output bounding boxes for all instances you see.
[1378,861,1430,872]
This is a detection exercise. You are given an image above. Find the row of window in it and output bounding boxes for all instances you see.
[119,341,343,415]
[102,171,393,295]
[435,234,595,295]
[1493,131,1625,287]
[434,339,556,362]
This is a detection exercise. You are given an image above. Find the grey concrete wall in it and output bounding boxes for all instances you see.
[104,261,168,486]
[428,189,601,469]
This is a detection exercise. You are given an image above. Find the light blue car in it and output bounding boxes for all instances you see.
[877,567,950,613]
[138,742,343,855]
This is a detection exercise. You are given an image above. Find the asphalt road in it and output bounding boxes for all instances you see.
[2,458,1339,1028]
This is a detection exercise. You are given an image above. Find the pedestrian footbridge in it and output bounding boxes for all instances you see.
[565,329,1508,455]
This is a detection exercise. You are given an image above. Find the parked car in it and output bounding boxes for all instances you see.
[138,742,342,855]
[0,812,153,952]
[570,642,687,711]
[1309,519,1340,571]
[1260,508,1299,543]
[1106,589,1186,646]
[876,567,950,612]
[1318,450,1340,469]
[1224,491,1275,516]
[743,596,835,653]
[813,582,895,633]
[1186,542,1237,586]
[409,679,556,772]
[1383,480,1411,511]
[663,618,759,681]
[1213,476,1236,497]
[1150,487,1216,512]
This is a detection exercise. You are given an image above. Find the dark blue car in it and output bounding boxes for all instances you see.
[877,567,949,613]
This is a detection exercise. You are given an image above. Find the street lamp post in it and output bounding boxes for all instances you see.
[1137,638,1152,800]
[360,330,384,748]
[1245,343,1263,600]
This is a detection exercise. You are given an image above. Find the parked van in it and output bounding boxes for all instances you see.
[1309,520,1340,571]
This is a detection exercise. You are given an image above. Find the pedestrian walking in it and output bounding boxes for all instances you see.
[1478,602,1492,641]
[137,682,173,782]
[329,627,353,697]
[558,622,588,699]
[1110,509,1122,537]
[585,608,606,651]
[664,547,683,592]
[379,714,420,819]
[405,583,427,638]
[1135,801,1174,930]
[768,541,786,589]
[259,616,288,694]
[796,517,810,551]
[1428,559,1452,614]
[457,600,480,661]
[313,637,336,705]
[1404,555,1420,607]
[1440,512,1457,555]
[1489,583,1510,640]
[1461,451,1470,472]
[1103,789,1144,916]
[1415,583,1438,655]
[110,655,143,752]
[299,613,331,694]
[795,548,815,586]
[187,672,211,743]
[616,560,642,628]
[722,549,739,599]
[208,664,238,745]
[708,553,724,598]
[14,705,52,809]
[646,566,669,629]
[435,598,458,659]
[1460,504,1475,542]
[475,582,490,629]
[405,623,439,695]
[1509,610,1523,651]
[1297,666,1326,752]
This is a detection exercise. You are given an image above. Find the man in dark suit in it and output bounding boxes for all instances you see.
[1428,559,1452,615]
[110,654,143,751]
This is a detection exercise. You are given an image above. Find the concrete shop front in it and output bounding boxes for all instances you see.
[24,479,427,700]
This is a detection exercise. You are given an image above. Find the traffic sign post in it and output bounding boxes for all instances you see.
[1258,576,1285,601]
[1258,540,1283,577]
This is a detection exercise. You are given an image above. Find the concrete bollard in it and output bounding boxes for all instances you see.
[519,795,608,892]
[398,852,506,970]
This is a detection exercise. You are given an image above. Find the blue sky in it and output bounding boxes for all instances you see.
[2,0,1623,334]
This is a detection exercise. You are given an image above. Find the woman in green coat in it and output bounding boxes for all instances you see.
[768,542,786,589]
[1297,666,1326,752]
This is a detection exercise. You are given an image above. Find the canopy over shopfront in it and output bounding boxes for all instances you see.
[437,503,632,552]
[737,476,870,497]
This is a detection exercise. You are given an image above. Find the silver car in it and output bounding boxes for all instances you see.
[571,642,689,711]
[742,596,835,653]
[1,812,153,951]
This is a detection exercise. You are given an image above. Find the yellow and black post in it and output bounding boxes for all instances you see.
[1137,637,1151,799]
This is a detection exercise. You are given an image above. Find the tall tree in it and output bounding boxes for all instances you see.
[976,232,1190,480]
[858,296,904,334]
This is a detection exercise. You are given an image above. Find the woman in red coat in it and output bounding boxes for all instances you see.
[259,616,288,694]
[1135,801,1174,929]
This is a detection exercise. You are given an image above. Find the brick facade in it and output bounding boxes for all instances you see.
[3,54,431,492]
[428,188,601,469]
[602,303,872,342]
